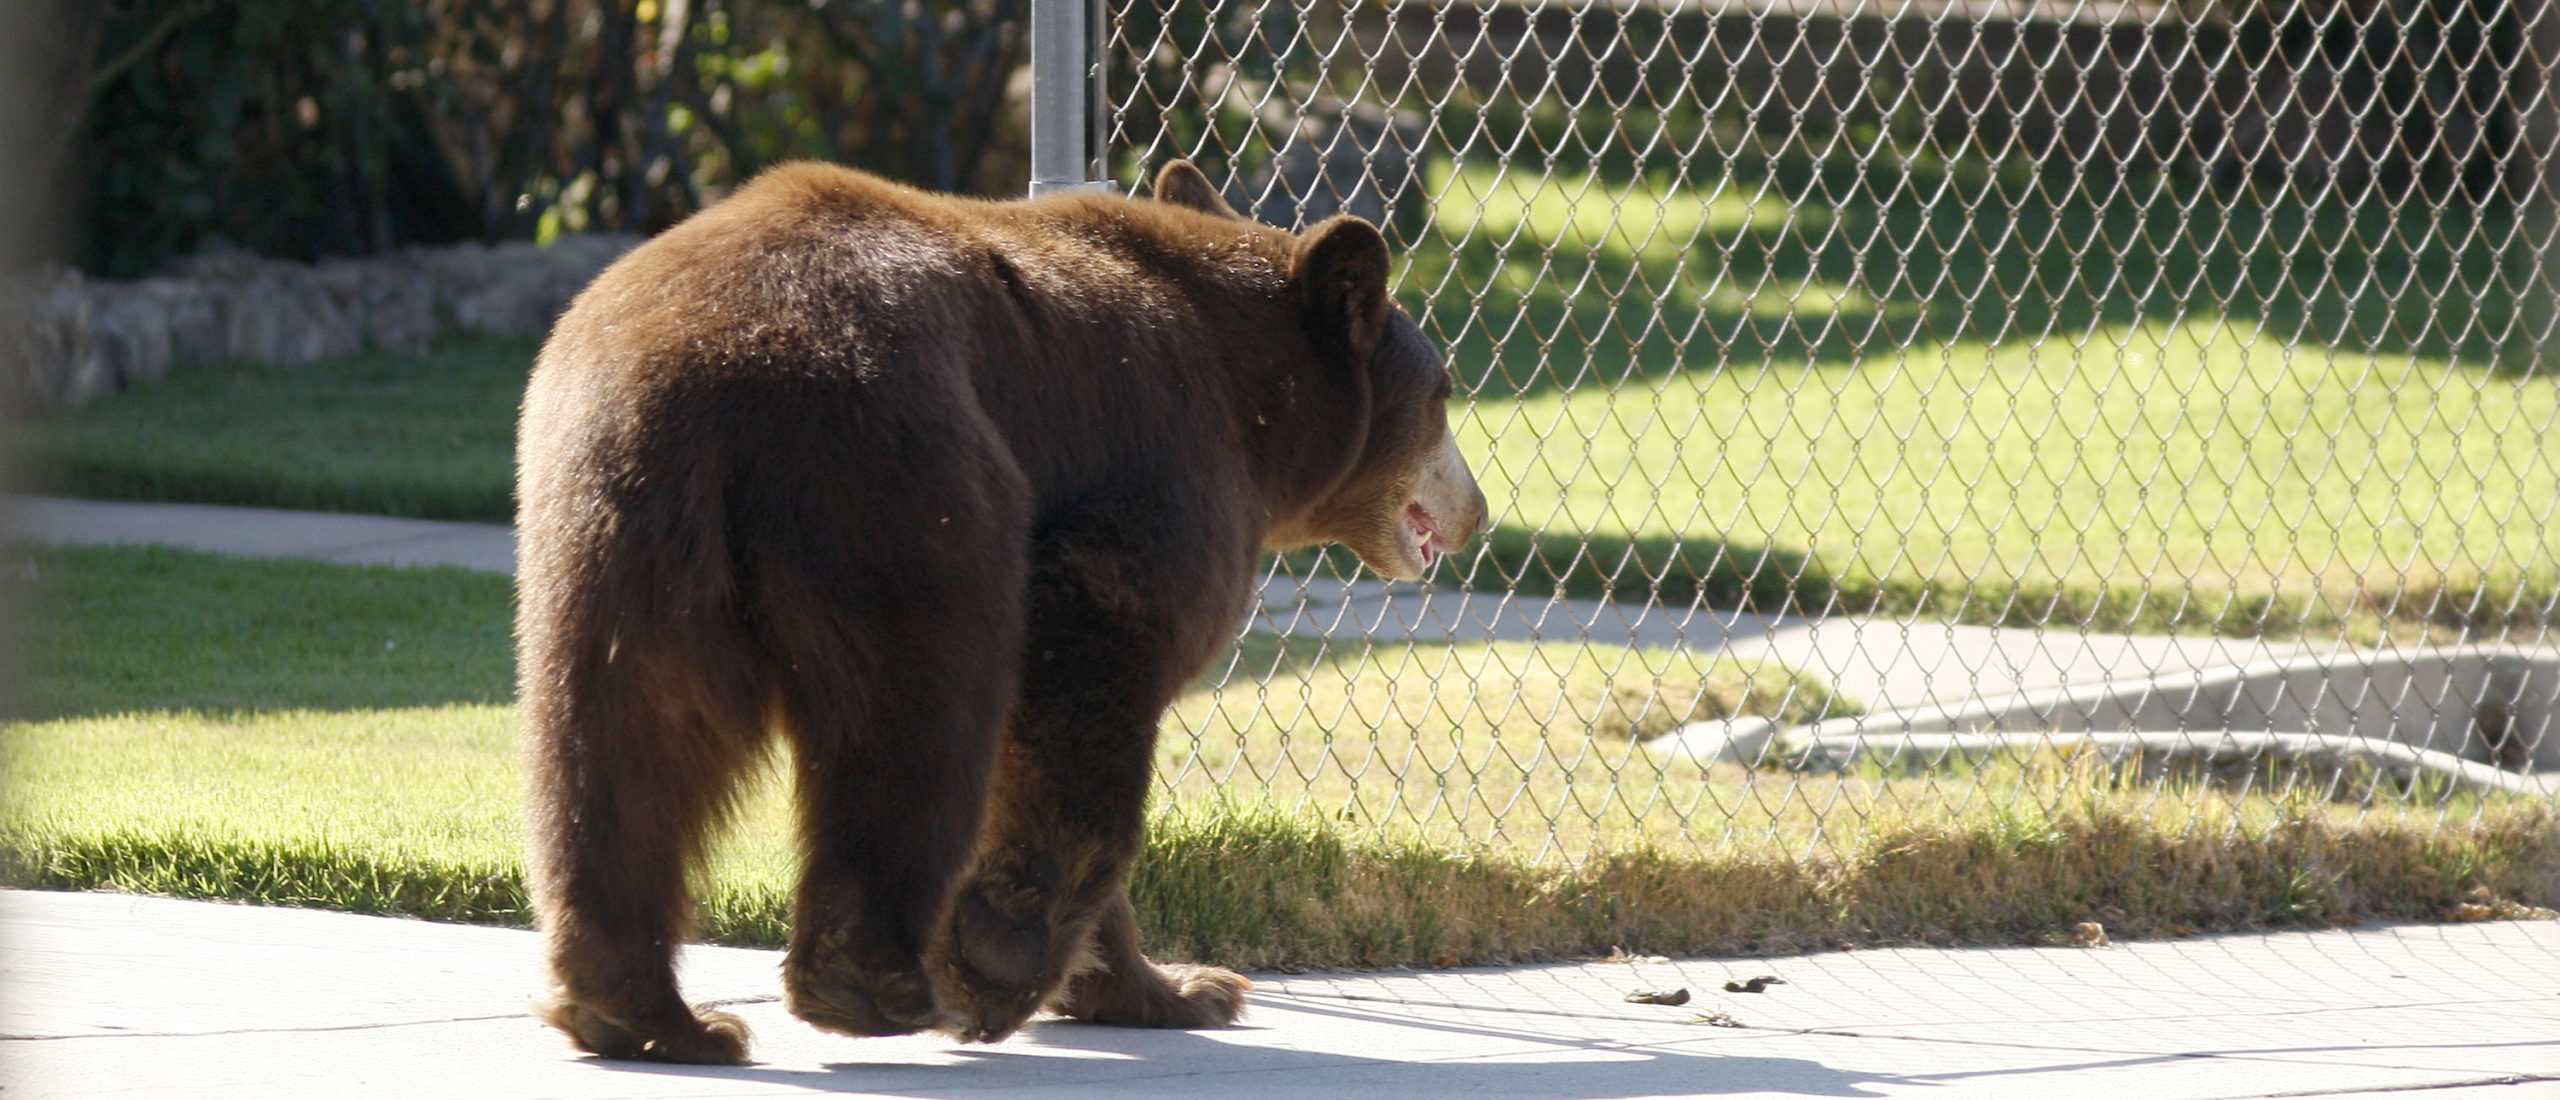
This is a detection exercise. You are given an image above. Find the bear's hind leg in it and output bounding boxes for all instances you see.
[524,650,768,1065]
[534,991,751,1066]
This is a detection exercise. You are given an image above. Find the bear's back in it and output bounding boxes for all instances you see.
[544,164,1298,402]
[522,164,1330,525]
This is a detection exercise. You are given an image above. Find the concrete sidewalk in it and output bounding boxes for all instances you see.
[5,889,2554,1099]
[7,495,518,574]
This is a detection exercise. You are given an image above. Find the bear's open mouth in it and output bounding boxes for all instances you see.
[1403,501,1447,572]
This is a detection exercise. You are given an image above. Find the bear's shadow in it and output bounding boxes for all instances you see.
[593,1007,1905,1098]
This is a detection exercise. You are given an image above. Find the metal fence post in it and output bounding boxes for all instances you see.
[1030,0,1107,197]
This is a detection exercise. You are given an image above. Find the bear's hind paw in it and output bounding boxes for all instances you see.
[1055,960,1252,1029]
[1161,963,1253,1026]
[536,997,753,1065]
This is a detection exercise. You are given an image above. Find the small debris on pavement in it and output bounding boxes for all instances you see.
[1685,1010,1744,1027]
[1624,987,1690,1005]
[1723,975,1785,993]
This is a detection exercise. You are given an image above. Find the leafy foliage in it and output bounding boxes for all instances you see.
[74,0,474,275]
[61,0,1031,277]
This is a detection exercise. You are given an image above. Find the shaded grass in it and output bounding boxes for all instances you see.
[3,547,2550,967]
[14,338,534,521]
[1414,156,2554,386]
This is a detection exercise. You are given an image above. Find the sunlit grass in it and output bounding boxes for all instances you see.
[0,701,798,941]
[6,547,2550,965]
[8,699,2550,966]
[1409,162,2560,634]
[1456,315,2560,628]
[1161,634,1855,856]
[1429,161,1821,263]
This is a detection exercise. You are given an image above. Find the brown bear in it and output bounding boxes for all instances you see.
[515,159,1486,1064]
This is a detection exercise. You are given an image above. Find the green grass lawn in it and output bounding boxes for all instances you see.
[15,164,2558,638]
[1456,312,2560,635]
[1415,161,2560,635]
[5,545,2551,967]
[16,339,534,521]
[9,545,514,719]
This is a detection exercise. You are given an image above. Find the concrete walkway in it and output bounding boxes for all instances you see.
[5,889,2554,1099]
[7,495,518,574]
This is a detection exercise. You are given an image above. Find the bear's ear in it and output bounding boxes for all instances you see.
[1153,160,1242,220]
[1292,215,1392,360]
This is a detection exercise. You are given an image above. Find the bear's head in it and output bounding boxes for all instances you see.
[1155,161,1490,583]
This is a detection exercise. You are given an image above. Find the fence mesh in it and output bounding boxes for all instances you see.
[1099,0,2560,864]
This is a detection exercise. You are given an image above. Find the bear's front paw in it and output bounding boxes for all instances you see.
[935,973,1053,1043]
[536,996,753,1064]
[1054,959,1252,1029]
[940,971,1058,1043]
[785,960,945,1038]
[933,884,1080,1042]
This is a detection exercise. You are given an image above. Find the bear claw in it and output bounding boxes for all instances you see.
[536,998,753,1065]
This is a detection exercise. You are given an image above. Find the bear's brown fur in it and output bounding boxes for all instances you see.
[516,160,1485,1064]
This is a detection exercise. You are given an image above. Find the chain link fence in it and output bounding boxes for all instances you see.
[1094,0,2559,864]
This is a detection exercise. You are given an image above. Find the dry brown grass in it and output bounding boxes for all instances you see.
[1132,786,2559,971]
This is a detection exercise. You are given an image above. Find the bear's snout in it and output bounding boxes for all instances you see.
[1393,426,1488,579]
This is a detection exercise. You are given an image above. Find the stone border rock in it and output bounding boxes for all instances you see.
[4,234,641,411]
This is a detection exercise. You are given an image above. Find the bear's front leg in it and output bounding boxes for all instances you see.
[927,503,1254,1042]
